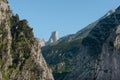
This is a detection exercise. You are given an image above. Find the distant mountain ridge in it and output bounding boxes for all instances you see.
[48,8,116,46]
[42,6,120,80]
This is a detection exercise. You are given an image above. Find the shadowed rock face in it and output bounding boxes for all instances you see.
[0,1,54,80]
[63,6,120,80]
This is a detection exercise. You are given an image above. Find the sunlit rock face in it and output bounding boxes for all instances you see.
[46,31,59,45]
[0,0,54,80]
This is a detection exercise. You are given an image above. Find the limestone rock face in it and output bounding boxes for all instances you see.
[47,31,59,45]
[0,1,54,80]
[0,0,12,73]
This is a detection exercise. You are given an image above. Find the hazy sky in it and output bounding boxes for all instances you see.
[8,0,120,40]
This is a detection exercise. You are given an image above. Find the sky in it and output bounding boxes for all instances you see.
[8,0,120,40]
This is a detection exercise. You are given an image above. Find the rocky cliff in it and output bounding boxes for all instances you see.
[46,31,59,45]
[0,0,54,80]
[42,6,120,80]
[64,6,120,80]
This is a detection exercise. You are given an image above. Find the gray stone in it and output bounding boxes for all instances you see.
[47,31,59,45]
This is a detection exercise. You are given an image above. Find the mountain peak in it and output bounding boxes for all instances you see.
[47,31,59,45]
[102,9,116,19]
[116,6,120,14]
[106,9,116,15]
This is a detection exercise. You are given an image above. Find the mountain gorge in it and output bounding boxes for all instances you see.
[0,0,120,80]
[0,0,54,80]
[42,6,120,80]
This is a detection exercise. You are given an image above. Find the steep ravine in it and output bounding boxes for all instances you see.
[0,0,54,80]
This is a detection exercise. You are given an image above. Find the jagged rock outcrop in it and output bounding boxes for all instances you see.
[42,6,120,80]
[0,0,54,80]
[46,31,59,45]
[40,39,46,47]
